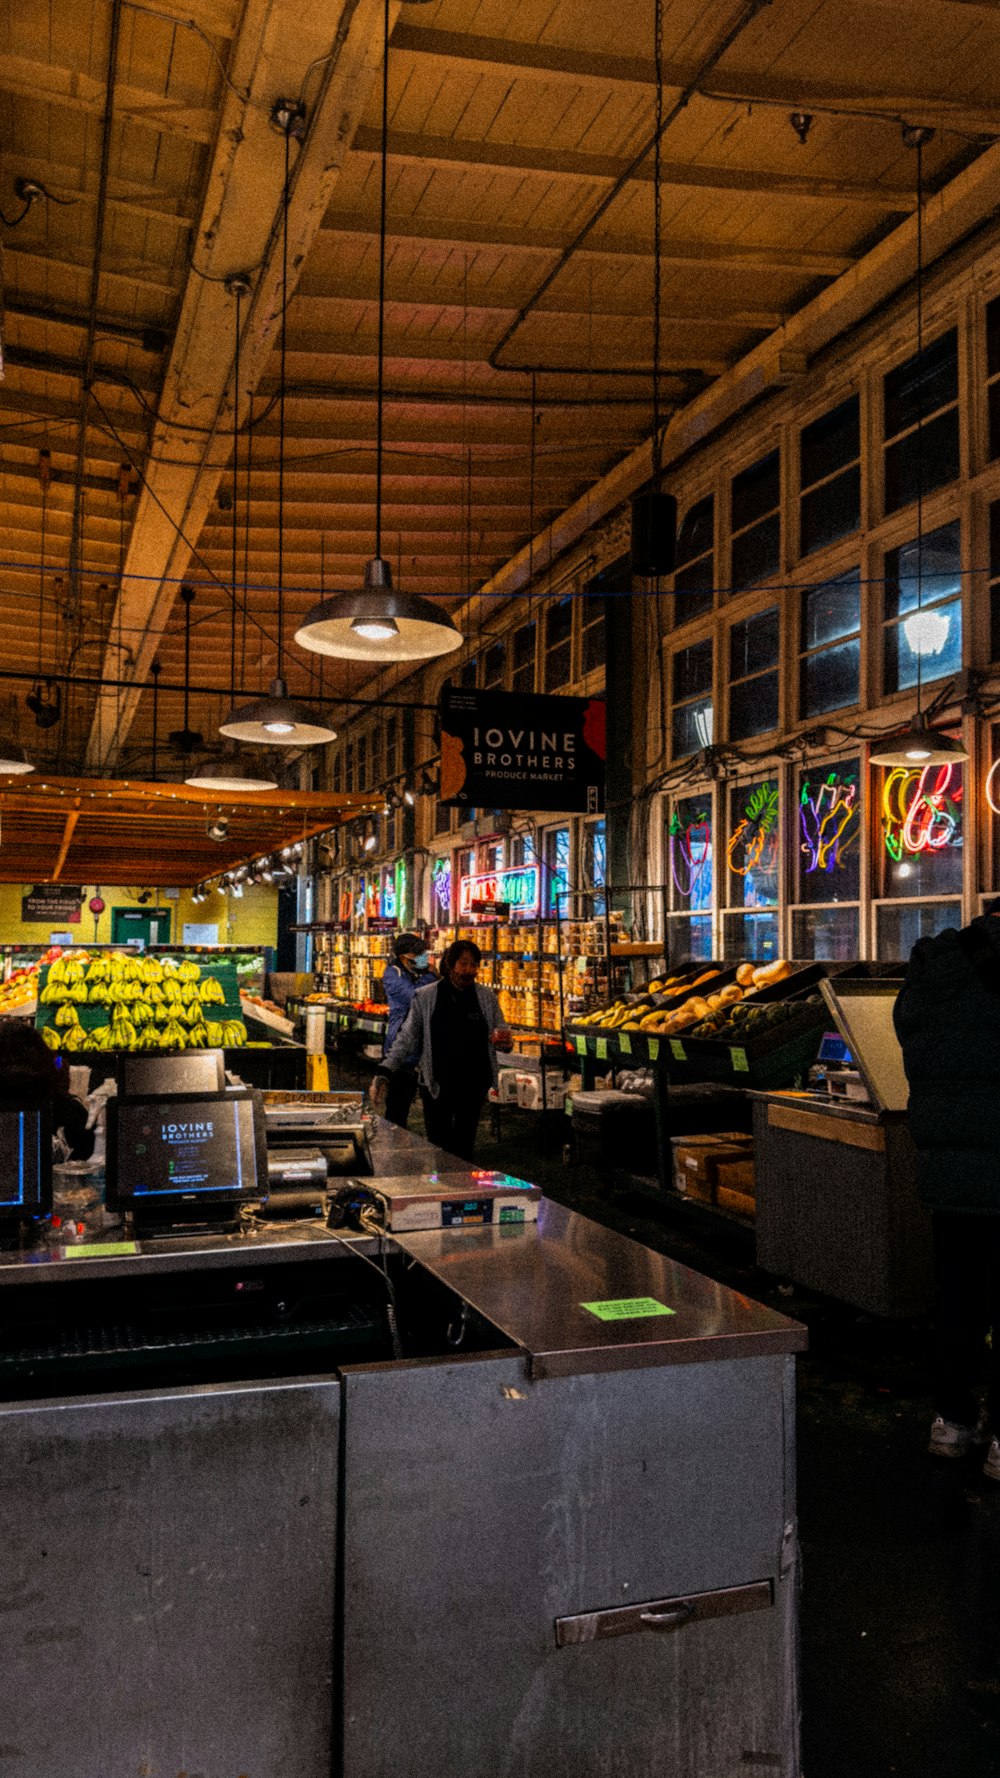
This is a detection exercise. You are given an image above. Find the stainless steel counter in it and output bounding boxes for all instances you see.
[399,1196,805,1379]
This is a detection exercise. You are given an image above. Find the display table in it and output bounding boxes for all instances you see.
[752,1091,933,1317]
[0,1128,806,1778]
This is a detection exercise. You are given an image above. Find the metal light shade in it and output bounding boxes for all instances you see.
[869,713,968,768]
[294,557,463,663]
[184,752,278,792]
[219,676,337,746]
[0,741,35,775]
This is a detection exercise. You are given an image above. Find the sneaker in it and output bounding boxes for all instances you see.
[928,1412,988,1460]
[984,1438,1000,1482]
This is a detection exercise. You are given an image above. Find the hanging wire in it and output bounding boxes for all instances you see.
[374,0,391,565]
[36,448,50,680]
[652,0,664,490]
[230,280,244,708]
[276,123,292,676]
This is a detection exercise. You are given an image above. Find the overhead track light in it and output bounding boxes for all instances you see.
[293,0,463,666]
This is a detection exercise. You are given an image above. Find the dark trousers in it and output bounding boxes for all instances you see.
[420,1086,486,1163]
[384,1068,418,1131]
[932,1211,1000,1427]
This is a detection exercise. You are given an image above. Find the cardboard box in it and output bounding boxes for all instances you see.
[672,1133,755,1205]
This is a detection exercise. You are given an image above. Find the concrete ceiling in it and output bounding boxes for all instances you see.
[1,0,999,778]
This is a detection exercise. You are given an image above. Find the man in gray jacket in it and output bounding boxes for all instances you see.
[371,938,512,1161]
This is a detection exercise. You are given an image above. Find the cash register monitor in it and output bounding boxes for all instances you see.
[107,1089,266,1229]
[118,1050,226,1097]
[0,1103,52,1224]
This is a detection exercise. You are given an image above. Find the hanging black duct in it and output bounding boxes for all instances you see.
[630,490,677,579]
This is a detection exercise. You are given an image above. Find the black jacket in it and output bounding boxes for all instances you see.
[894,915,1000,1212]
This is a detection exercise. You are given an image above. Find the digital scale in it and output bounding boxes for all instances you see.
[367,1172,542,1232]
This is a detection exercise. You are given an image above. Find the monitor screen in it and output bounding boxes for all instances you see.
[0,1105,52,1219]
[118,1050,225,1097]
[108,1091,265,1213]
[817,1032,854,1065]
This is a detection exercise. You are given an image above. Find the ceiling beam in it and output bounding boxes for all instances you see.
[84,0,402,773]
[350,126,918,210]
[320,210,856,276]
[296,281,786,330]
[391,22,1000,136]
[0,52,218,146]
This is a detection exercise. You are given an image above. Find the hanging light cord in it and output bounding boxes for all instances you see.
[374,0,390,565]
[652,0,664,489]
[277,123,291,676]
[231,281,243,706]
[36,453,50,680]
[915,132,925,720]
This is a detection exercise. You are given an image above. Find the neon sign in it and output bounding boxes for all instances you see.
[882,764,963,859]
[459,865,540,917]
[669,805,712,903]
[800,770,860,876]
[432,858,451,919]
[986,759,1000,816]
[728,781,779,878]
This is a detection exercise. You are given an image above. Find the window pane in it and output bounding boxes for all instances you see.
[884,329,958,439]
[723,911,780,962]
[988,295,1000,379]
[884,408,960,513]
[672,637,712,701]
[989,379,1000,463]
[484,641,505,689]
[730,607,779,680]
[511,622,536,691]
[545,638,572,690]
[800,464,861,556]
[802,637,861,717]
[668,794,713,913]
[543,826,571,908]
[731,513,780,592]
[792,906,859,961]
[728,778,779,907]
[666,915,713,964]
[879,760,964,897]
[876,901,961,961]
[672,697,713,757]
[884,597,961,692]
[458,657,477,688]
[730,670,779,740]
[803,570,861,649]
[796,760,861,902]
[800,396,860,488]
[547,596,573,649]
[581,596,605,673]
[885,522,961,617]
[676,495,714,567]
[732,451,780,531]
[673,549,714,625]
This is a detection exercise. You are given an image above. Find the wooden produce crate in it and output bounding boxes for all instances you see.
[671,1132,756,1214]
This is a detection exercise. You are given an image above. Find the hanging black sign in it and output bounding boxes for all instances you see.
[21,885,83,924]
[439,687,605,814]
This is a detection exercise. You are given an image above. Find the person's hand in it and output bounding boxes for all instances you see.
[369,1074,388,1106]
[490,1026,514,1053]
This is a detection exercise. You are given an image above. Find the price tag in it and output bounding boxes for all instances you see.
[731,1046,750,1073]
[670,1038,686,1061]
[596,1037,608,1060]
[648,1038,660,1061]
[575,1035,587,1056]
[619,1033,632,1055]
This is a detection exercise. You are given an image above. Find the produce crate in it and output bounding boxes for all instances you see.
[664,998,830,1087]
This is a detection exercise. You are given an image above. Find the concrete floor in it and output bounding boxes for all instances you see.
[454,1100,1000,1778]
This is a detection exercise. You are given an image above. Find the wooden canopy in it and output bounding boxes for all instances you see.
[0,774,375,888]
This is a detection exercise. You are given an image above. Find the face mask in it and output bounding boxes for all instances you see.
[413,952,429,970]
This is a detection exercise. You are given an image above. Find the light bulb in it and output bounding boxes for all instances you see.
[263,718,296,736]
[904,745,933,762]
[903,608,950,658]
[351,616,400,642]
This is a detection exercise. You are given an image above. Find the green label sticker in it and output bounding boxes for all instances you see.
[575,1035,587,1056]
[596,1037,608,1060]
[62,1240,140,1259]
[731,1046,750,1073]
[648,1038,660,1061]
[670,1038,686,1061]
[564,1097,573,1116]
[581,1297,676,1322]
[619,1033,632,1055]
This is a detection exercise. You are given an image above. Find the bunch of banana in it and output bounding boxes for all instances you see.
[85,958,110,985]
[161,1017,189,1048]
[152,1003,171,1027]
[132,1000,154,1028]
[47,959,68,986]
[179,981,198,1006]
[177,960,202,984]
[182,1000,205,1028]
[205,1021,225,1047]
[41,1027,61,1051]
[139,958,164,985]
[110,1011,138,1047]
[108,957,126,983]
[61,1025,87,1052]
[146,982,165,1006]
[87,981,111,1006]
[197,977,226,1006]
[53,1003,80,1029]
[222,1019,247,1047]
[163,980,183,1006]
[63,961,86,987]
[186,1025,208,1048]
[39,980,70,1005]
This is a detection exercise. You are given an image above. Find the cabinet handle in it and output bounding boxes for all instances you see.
[638,1604,694,1633]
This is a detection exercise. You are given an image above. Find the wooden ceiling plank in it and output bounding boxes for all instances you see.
[350,125,919,209]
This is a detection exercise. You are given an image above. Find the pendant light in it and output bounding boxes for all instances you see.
[219,103,337,746]
[871,127,967,772]
[189,276,277,792]
[293,0,462,665]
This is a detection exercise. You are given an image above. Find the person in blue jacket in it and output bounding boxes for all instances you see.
[380,931,435,1129]
[894,900,1000,1480]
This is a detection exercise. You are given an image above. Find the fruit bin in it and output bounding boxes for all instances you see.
[34,952,247,1054]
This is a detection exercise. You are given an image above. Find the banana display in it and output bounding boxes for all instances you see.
[569,959,795,1039]
[36,951,247,1053]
